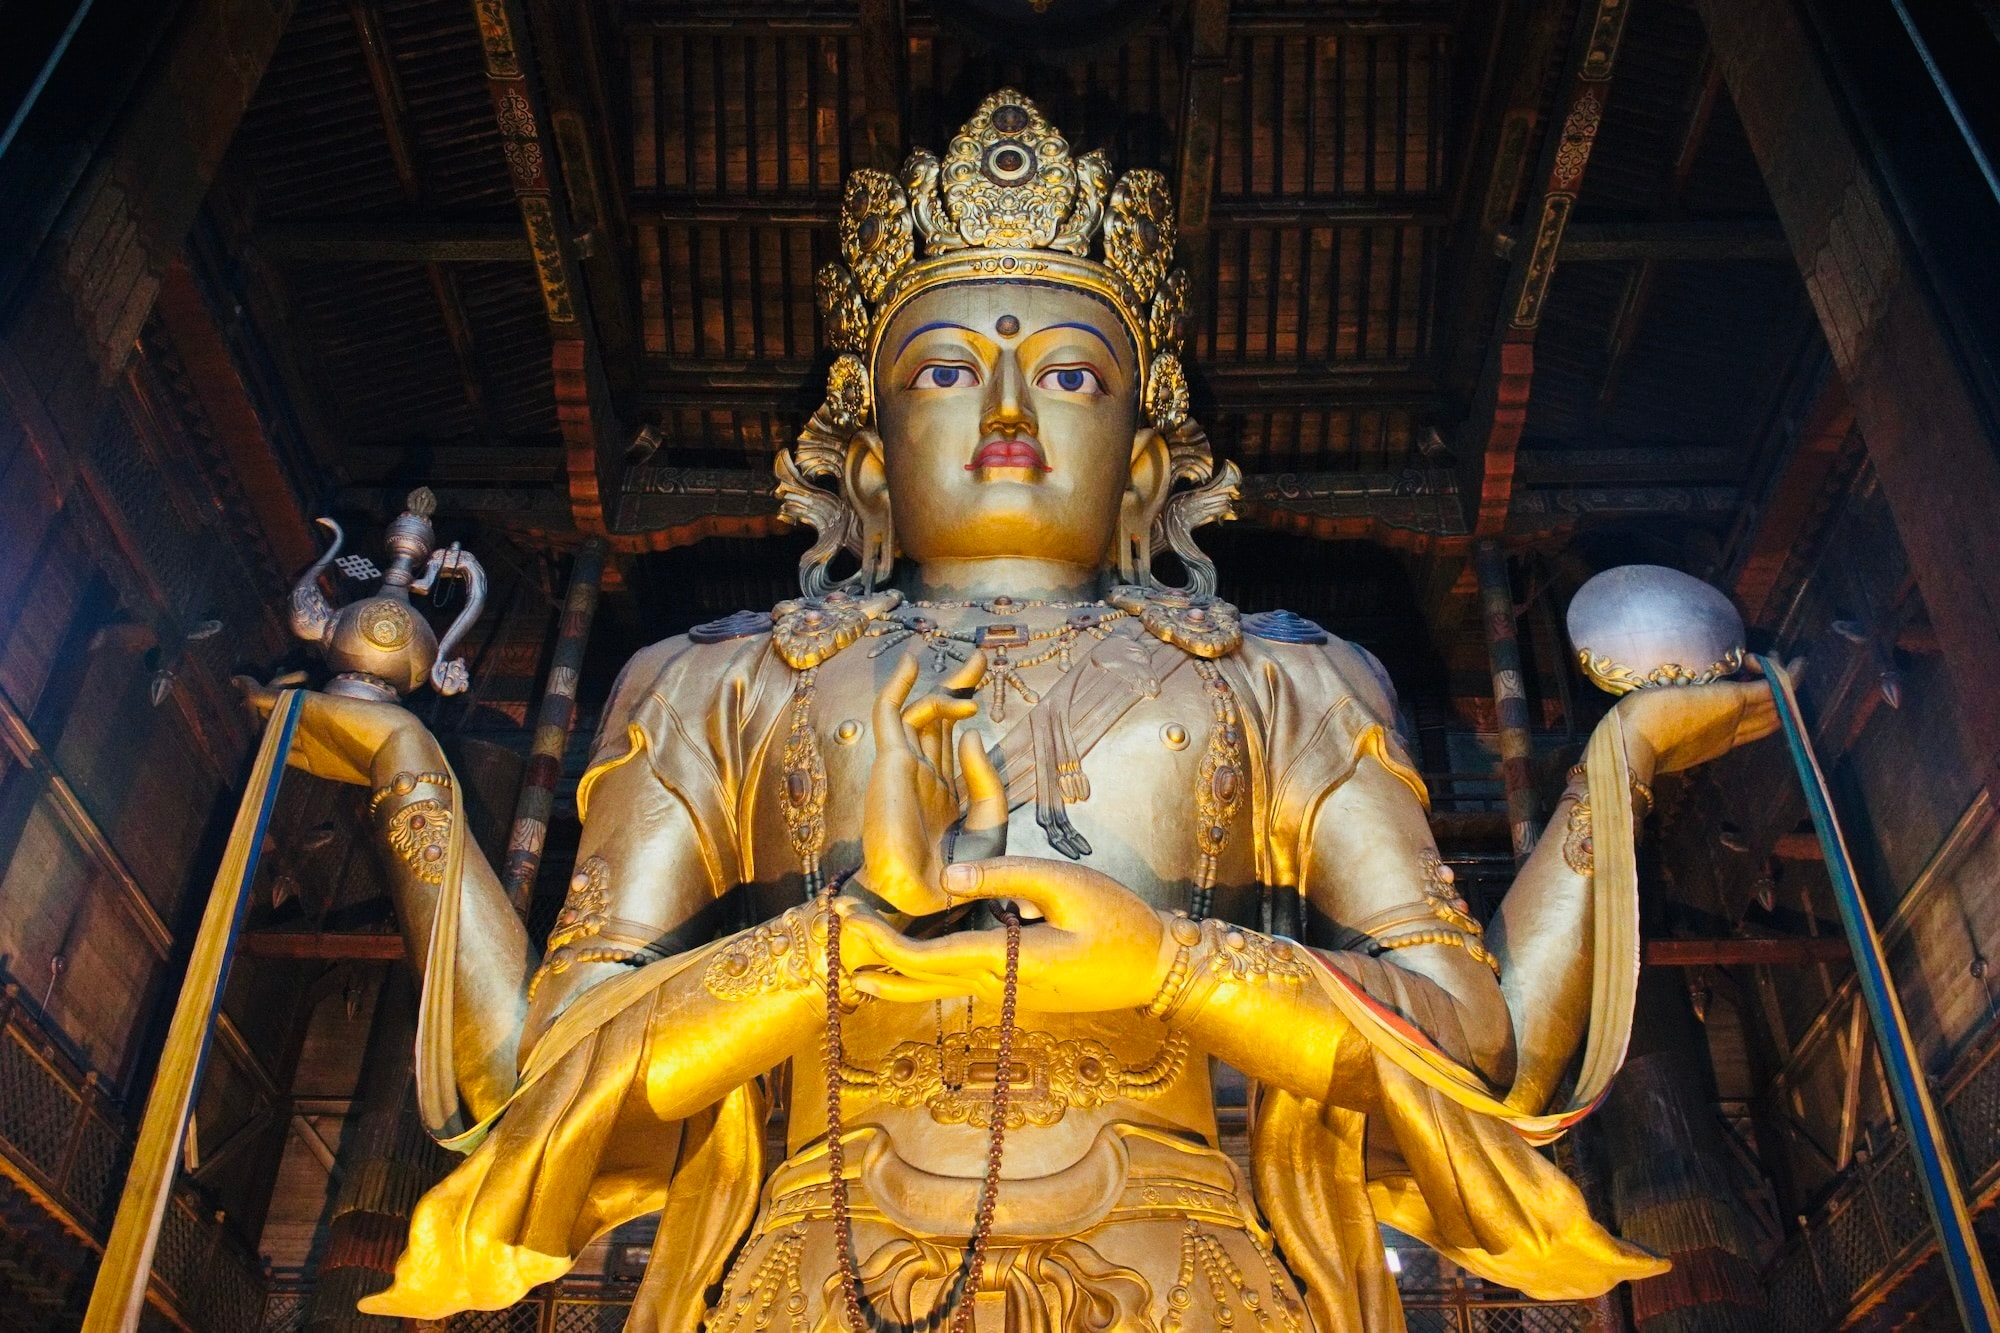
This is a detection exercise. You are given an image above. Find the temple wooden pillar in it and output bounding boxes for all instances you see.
[504,537,609,914]
[1694,0,2000,790]
[1474,539,1538,862]
[1600,972,1769,1332]
[302,978,445,1329]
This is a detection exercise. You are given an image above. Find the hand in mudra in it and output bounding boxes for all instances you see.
[1611,655,1804,777]
[854,650,1009,918]
[840,858,1172,1013]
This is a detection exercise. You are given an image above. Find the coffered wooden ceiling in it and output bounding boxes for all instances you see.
[215,0,1817,577]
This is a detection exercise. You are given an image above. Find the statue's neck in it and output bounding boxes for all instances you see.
[904,557,1107,604]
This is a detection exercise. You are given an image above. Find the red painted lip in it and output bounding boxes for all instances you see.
[968,438,1049,471]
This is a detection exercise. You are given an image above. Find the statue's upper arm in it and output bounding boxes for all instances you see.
[1298,754,1441,941]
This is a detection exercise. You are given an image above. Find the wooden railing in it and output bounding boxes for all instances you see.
[0,981,266,1332]
[1763,1023,2000,1331]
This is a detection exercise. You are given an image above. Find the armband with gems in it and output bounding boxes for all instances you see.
[526,857,671,999]
[383,798,452,885]
[1144,913,1311,1024]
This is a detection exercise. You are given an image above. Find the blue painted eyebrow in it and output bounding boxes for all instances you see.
[1042,321,1124,367]
[894,321,981,359]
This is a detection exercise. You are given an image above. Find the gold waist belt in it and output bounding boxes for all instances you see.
[757,1122,1264,1244]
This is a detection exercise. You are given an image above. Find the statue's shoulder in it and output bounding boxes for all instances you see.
[1102,588,1395,708]
[598,613,781,735]
[1230,606,1400,720]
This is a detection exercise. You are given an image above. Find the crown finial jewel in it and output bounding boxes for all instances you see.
[941,90,1077,249]
[405,487,438,519]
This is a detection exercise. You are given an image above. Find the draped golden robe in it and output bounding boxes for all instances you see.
[361,610,1664,1329]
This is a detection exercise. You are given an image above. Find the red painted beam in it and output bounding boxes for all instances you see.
[239,931,407,961]
[1470,0,1632,536]
[1644,937,1850,968]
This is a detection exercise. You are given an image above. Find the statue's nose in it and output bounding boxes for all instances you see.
[980,353,1036,438]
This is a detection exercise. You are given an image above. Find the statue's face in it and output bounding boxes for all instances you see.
[871,283,1143,570]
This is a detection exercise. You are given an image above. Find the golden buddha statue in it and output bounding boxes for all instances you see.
[244,91,1789,1332]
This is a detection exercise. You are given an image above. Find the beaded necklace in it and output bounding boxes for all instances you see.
[822,881,1020,1333]
[866,601,1131,720]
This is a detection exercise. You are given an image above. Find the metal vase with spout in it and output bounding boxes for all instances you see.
[288,487,487,700]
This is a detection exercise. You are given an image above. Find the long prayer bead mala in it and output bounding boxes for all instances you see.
[823,882,1021,1333]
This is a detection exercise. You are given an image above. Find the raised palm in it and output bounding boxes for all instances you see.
[856,650,1008,918]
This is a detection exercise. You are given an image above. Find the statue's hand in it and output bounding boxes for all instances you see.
[838,858,1171,1013]
[1612,656,1804,777]
[855,651,1009,917]
[231,673,432,787]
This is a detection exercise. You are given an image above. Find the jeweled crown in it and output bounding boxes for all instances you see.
[779,89,1237,604]
[809,89,1190,443]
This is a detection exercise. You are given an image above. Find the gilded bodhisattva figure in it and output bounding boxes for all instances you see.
[242,92,1787,1332]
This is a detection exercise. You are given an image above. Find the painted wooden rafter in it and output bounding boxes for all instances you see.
[470,0,622,535]
[1468,0,1633,536]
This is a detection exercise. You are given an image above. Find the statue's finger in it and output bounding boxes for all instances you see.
[873,653,923,754]
[941,649,987,696]
[957,731,1008,857]
[940,856,1115,926]
[842,911,1004,975]
[901,694,978,735]
[852,970,981,1004]
[230,675,277,718]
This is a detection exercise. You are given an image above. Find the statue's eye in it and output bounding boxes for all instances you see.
[1036,365,1104,395]
[911,363,976,389]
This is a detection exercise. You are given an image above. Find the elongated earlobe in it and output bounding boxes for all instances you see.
[1114,427,1170,586]
[844,429,895,592]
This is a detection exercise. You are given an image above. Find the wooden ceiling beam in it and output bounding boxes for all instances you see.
[1176,0,1230,243]
[152,260,319,574]
[257,223,532,263]
[1559,218,1790,263]
[470,0,623,536]
[520,0,642,400]
[1435,0,1571,398]
[1729,371,1856,626]
[1514,444,1741,482]
[1463,0,1635,537]
[1590,55,1725,423]
[857,0,904,172]
[349,2,494,432]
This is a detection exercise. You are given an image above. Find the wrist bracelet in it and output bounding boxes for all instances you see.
[1144,913,1205,1020]
[1564,762,1653,817]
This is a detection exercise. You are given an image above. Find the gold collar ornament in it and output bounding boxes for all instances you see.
[771,590,903,669]
[1108,586,1243,659]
